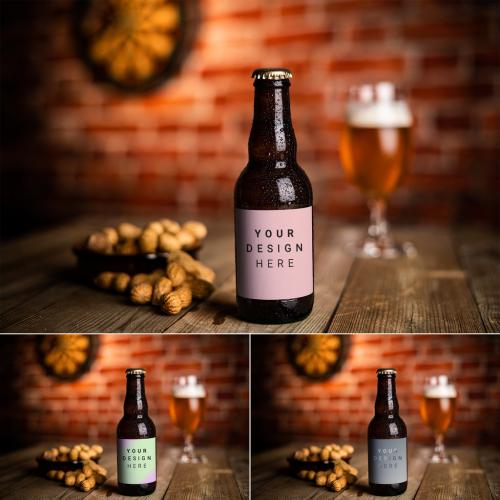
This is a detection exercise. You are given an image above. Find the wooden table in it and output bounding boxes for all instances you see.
[0,443,248,500]
[252,443,499,499]
[0,216,498,333]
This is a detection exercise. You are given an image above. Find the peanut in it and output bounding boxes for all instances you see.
[176,284,192,308]
[167,262,186,287]
[130,282,153,304]
[86,232,113,254]
[56,470,65,481]
[161,218,181,234]
[332,476,347,492]
[158,233,182,252]
[146,221,165,235]
[130,273,151,287]
[118,222,141,240]
[94,272,115,290]
[183,220,207,240]
[138,228,158,253]
[47,470,57,479]
[113,272,131,293]
[315,474,327,486]
[79,475,96,492]
[176,229,197,248]
[152,277,173,305]
[102,227,119,245]
[306,470,316,481]
[160,292,183,315]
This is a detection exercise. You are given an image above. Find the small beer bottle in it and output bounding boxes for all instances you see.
[234,68,314,324]
[117,368,157,496]
[368,368,408,496]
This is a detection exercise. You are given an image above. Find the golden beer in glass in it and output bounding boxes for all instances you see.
[169,375,206,463]
[419,375,457,463]
[340,82,414,258]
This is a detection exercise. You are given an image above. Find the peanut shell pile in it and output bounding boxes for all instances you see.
[85,219,207,255]
[40,443,107,492]
[94,250,215,315]
[291,443,358,493]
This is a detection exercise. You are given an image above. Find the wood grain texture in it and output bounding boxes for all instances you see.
[456,228,500,333]
[480,448,500,500]
[252,444,497,500]
[415,448,493,500]
[329,227,486,333]
[0,219,497,333]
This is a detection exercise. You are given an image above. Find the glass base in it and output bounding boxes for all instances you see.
[430,452,458,464]
[179,452,207,464]
[346,238,417,259]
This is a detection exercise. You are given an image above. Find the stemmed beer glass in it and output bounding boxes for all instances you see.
[339,82,414,258]
[419,375,457,463]
[168,375,207,463]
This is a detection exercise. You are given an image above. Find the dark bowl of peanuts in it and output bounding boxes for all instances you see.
[37,443,107,492]
[73,218,216,317]
[287,443,358,493]
[73,219,206,277]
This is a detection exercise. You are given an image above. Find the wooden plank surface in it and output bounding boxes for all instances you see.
[329,227,486,333]
[456,228,500,333]
[0,444,247,500]
[252,443,498,500]
[0,218,497,333]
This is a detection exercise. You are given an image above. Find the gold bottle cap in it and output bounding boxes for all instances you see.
[377,368,397,375]
[126,368,146,375]
[252,68,293,80]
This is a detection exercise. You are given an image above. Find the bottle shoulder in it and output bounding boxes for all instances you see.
[117,415,156,438]
[368,414,407,439]
[235,162,313,210]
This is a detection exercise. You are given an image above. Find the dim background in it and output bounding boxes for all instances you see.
[1,0,499,240]
[252,335,500,452]
[0,335,249,453]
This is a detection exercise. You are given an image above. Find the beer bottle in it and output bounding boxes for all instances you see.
[117,368,157,496]
[368,368,408,496]
[234,68,314,324]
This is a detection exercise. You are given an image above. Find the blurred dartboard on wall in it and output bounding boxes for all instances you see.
[74,0,199,92]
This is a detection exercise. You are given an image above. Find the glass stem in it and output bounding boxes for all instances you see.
[368,198,390,245]
[434,433,446,460]
[183,434,194,458]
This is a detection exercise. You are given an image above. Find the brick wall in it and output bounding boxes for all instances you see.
[252,335,500,452]
[0,335,248,452]
[1,0,499,237]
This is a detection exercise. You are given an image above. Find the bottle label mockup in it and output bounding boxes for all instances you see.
[117,437,156,484]
[368,438,407,484]
[235,207,313,300]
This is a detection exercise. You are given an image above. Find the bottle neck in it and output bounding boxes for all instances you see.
[124,375,149,417]
[375,375,399,416]
[248,79,297,166]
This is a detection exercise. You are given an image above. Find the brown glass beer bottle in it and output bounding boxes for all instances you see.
[117,368,157,496]
[368,368,408,496]
[234,68,314,324]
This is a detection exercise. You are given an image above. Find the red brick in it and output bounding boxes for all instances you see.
[329,56,405,73]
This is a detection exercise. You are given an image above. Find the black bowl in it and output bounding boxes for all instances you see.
[287,454,352,474]
[73,243,200,278]
[36,455,100,474]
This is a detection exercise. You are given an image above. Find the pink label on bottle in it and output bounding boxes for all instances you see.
[235,207,313,300]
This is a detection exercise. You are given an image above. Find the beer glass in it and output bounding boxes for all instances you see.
[340,82,414,258]
[419,375,457,463]
[168,375,206,463]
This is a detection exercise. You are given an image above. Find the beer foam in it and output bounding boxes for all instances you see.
[172,384,206,398]
[346,101,413,128]
[424,385,457,399]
